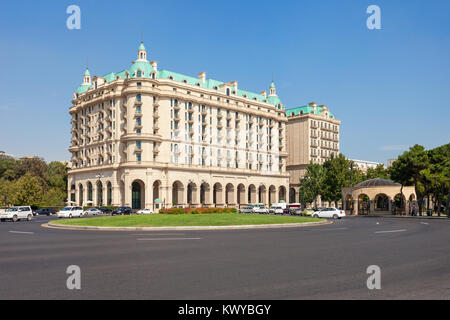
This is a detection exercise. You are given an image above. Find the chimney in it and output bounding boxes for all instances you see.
[198,72,206,84]
[260,91,267,97]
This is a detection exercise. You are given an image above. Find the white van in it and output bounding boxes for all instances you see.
[0,206,33,222]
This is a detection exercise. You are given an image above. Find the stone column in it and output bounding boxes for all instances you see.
[124,175,131,207]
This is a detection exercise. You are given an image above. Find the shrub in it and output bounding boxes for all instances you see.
[159,207,235,215]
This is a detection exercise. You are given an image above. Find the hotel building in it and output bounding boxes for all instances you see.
[67,42,289,210]
[285,103,341,203]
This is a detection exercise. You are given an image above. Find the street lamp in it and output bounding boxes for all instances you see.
[447,176,450,218]
[348,161,354,215]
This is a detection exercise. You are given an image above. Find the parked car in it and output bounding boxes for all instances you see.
[35,208,56,216]
[97,207,112,214]
[287,203,302,214]
[83,207,102,216]
[252,204,269,214]
[57,206,84,218]
[0,206,33,222]
[111,206,132,215]
[299,209,315,216]
[312,208,346,219]
[271,206,284,215]
[137,208,154,215]
[239,206,254,214]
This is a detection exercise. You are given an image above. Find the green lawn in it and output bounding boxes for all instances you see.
[51,213,323,227]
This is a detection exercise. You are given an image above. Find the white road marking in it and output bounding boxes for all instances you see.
[130,233,186,236]
[310,227,348,231]
[8,231,34,234]
[420,222,429,225]
[375,229,407,234]
[137,238,202,241]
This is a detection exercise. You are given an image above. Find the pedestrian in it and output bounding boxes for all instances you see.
[412,205,417,216]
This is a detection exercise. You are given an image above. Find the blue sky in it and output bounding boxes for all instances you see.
[0,0,449,163]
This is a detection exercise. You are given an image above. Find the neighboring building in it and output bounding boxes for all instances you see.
[67,42,290,210]
[285,103,341,203]
[349,159,384,172]
[0,151,14,158]
[387,158,396,168]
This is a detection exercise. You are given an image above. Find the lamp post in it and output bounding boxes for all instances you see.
[447,176,450,218]
[349,161,354,215]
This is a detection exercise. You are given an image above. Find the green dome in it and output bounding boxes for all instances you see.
[84,68,91,76]
[129,60,154,78]
[270,81,276,88]
[138,42,146,51]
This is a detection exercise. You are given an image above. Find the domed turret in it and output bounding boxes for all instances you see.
[129,41,154,78]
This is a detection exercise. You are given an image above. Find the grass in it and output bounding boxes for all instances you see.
[51,213,323,227]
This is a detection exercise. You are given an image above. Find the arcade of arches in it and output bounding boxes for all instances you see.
[69,176,288,211]
[342,178,416,216]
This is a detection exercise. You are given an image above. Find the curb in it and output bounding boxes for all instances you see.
[44,220,332,232]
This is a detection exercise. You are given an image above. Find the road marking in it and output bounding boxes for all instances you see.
[309,227,348,231]
[375,229,406,234]
[421,222,429,225]
[8,231,34,234]
[137,238,202,241]
[130,233,186,236]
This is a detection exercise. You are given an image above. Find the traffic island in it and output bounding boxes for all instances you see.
[45,213,331,231]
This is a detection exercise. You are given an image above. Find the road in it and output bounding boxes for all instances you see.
[0,215,449,299]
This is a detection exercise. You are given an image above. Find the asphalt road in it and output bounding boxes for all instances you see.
[0,215,449,300]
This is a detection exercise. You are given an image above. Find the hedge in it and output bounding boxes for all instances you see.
[159,207,237,215]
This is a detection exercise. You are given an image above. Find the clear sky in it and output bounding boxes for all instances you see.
[0,0,449,164]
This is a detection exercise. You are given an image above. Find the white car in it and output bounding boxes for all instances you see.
[252,204,269,214]
[312,208,346,219]
[239,206,254,214]
[0,206,33,222]
[83,207,102,216]
[137,208,154,214]
[271,206,284,214]
[57,206,84,218]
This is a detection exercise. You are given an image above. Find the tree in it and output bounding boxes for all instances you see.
[10,174,43,207]
[298,163,325,208]
[322,154,351,207]
[389,145,429,214]
[365,164,390,180]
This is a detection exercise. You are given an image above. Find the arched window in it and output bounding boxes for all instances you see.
[136,70,142,78]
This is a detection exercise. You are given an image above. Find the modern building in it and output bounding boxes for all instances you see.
[67,42,290,210]
[285,103,341,203]
[349,159,384,172]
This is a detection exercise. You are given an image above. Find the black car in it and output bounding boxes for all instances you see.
[97,207,112,214]
[111,206,132,215]
[35,208,56,216]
